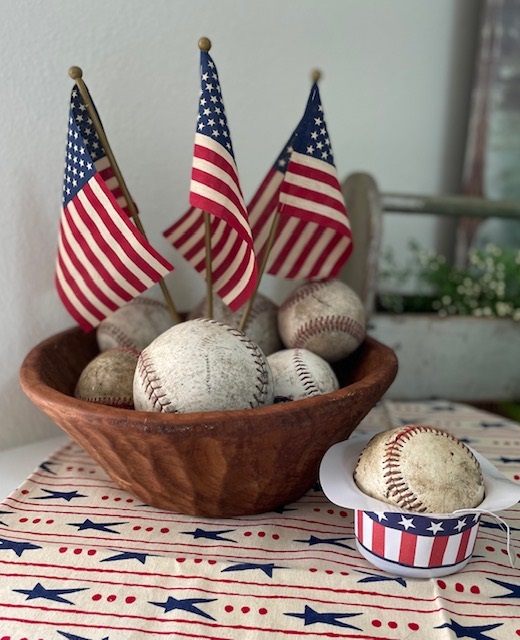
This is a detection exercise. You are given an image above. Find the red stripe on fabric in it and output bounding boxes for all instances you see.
[306,231,353,279]
[75,185,148,291]
[285,156,343,190]
[193,141,243,193]
[455,527,472,564]
[60,204,134,303]
[371,520,386,557]
[398,531,418,565]
[55,274,96,332]
[83,178,172,279]
[247,167,280,213]
[280,179,347,218]
[268,218,308,275]
[429,535,450,567]
[356,510,363,543]
[55,253,107,329]
[283,223,328,278]
[280,202,350,236]
[58,217,123,312]
[190,169,249,236]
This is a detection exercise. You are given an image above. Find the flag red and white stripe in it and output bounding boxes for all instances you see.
[163,51,257,311]
[56,87,173,332]
[248,83,352,281]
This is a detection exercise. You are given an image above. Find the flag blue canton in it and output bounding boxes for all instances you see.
[62,114,95,205]
[274,132,298,173]
[70,88,106,162]
[196,52,235,158]
[293,83,335,165]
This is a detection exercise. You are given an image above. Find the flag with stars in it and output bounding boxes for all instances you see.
[56,86,174,332]
[249,81,352,280]
[163,50,257,311]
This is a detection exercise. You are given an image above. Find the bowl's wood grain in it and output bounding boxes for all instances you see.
[20,327,397,517]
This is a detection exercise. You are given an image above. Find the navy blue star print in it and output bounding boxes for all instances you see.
[0,538,41,557]
[68,519,126,533]
[285,605,362,630]
[101,550,158,564]
[181,527,236,542]
[488,577,520,598]
[13,582,88,604]
[294,534,355,550]
[58,632,109,640]
[435,619,503,639]
[33,489,87,501]
[149,595,217,620]
[221,562,285,577]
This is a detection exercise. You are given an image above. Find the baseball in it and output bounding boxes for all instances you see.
[96,296,176,352]
[133,318,274,413]
[188,292,282,356]
[354,425,485,514]
[277,280,366,362]
[267,348,339,402]
[74,347,140,409]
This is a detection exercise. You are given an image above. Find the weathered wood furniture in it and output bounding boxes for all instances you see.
[341,172,520,404]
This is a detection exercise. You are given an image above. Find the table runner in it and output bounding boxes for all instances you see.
[0,400,518,639]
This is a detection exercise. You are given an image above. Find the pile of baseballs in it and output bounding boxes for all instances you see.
[74,279,367,414]
[354,425,485,514]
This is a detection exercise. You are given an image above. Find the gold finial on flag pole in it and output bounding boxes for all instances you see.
[311,69,322,83]
[197,38,214,319]
[68,66,182,325]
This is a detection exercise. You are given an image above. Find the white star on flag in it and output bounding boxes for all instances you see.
[454,518,467,532]
[398,516,415,531]
[427,521,444,534]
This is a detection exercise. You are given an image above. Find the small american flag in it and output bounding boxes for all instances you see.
[163,50,257,311]
[249,82,352,280]
[356,511,481,570]
[56,86,174,332]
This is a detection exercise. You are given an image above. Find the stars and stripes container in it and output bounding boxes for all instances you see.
[354,509,481,578]
[319,434,520,579]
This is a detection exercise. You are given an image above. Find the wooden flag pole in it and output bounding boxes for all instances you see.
[68,66,182,325]
[198,37,214,319]
[238,68,322,333]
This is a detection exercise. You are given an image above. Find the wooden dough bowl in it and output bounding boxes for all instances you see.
[20,327,398,517]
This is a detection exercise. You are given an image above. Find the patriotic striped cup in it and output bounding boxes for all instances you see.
[354,510,481,578]
[319,435,520,579]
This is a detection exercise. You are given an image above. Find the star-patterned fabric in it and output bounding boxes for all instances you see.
[0,401,519,638]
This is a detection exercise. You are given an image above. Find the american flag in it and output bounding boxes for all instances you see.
[55,86,174,332]
[163,50,257,311]
[249,82,352,280]
[356,511,481,570]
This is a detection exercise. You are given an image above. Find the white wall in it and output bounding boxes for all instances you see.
[1,0,481,449]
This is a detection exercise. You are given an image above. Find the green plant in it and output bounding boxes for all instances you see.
[378,241,520,320]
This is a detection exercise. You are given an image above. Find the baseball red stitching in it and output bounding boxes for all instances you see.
[382,425,483,512]
[293,349,320,397]
[292,316,365,348]
[136,318,271,412]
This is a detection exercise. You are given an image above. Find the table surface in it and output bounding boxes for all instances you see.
[0,400,519,639]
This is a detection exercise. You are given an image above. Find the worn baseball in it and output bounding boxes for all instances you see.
[354,425,485,514]
[188,292,282,356]
[133,318,274,413]
[277,280,366,362]
[96,296,176,352]
[267,348,339,402]
[74,347,140,409]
